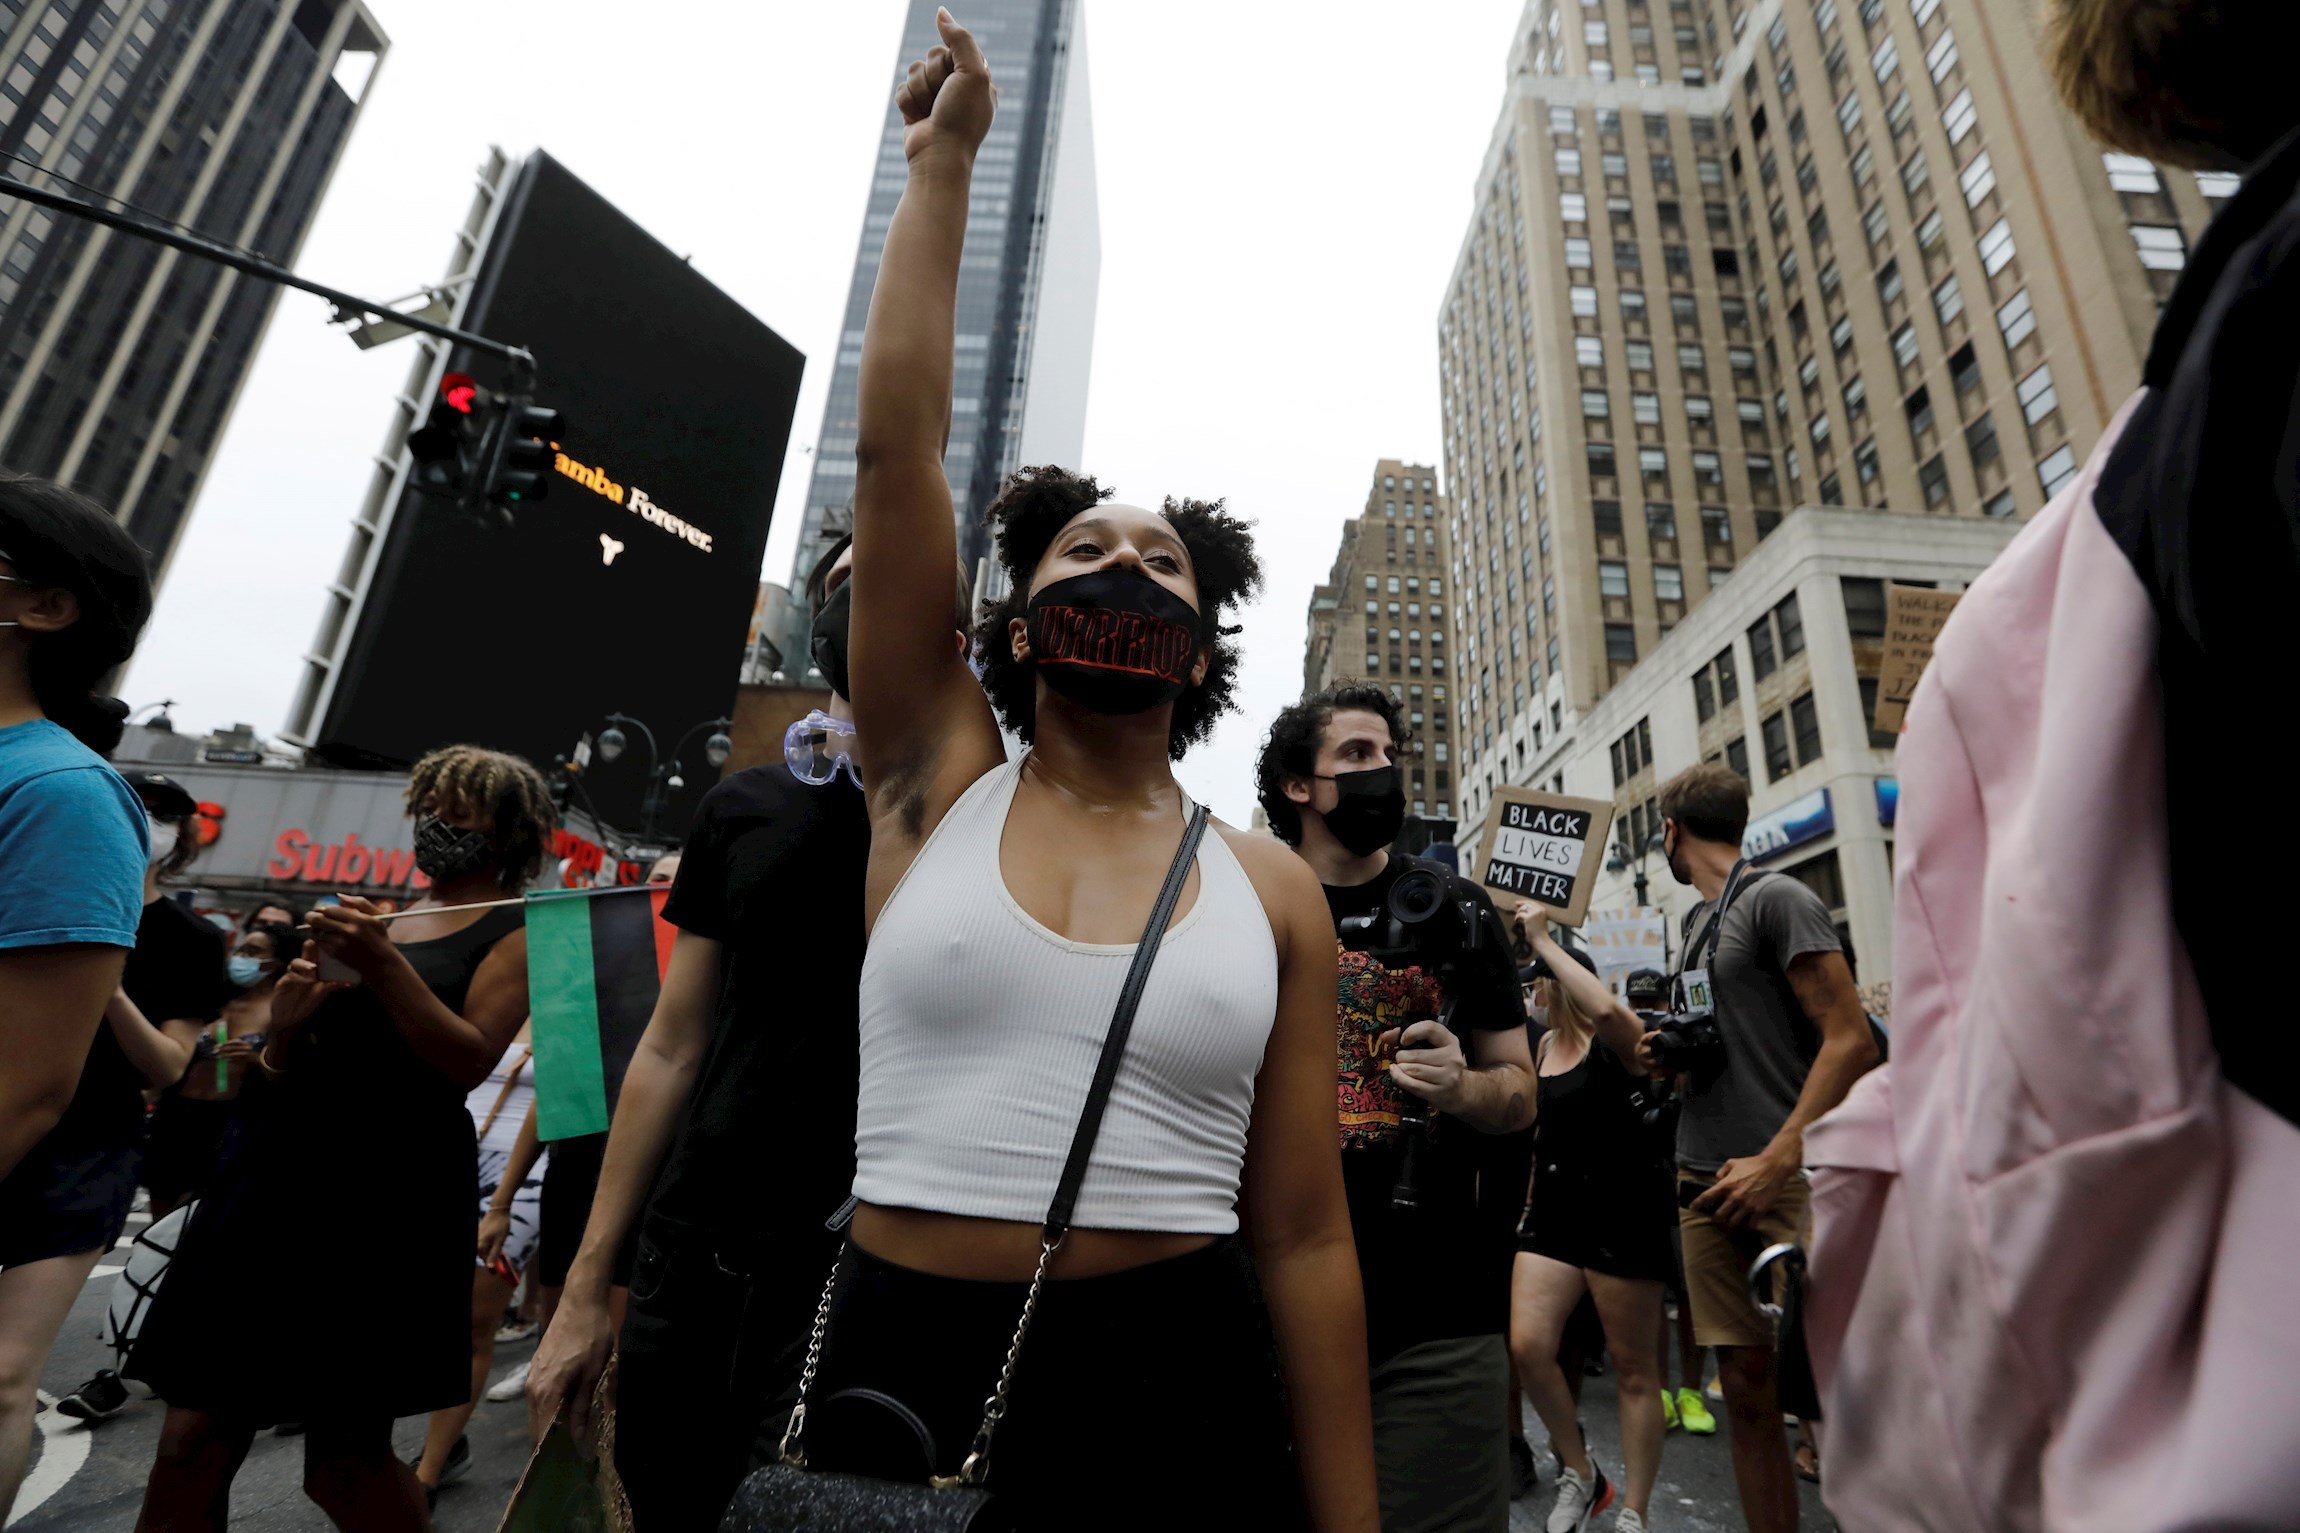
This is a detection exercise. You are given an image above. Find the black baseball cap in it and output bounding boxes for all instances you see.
[1624,968,1668,1003]
[125,772,197,818]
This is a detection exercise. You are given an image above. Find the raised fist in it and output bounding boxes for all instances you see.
[898,7,997,163]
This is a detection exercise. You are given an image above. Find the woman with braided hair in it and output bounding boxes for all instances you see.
[129,745,555,1531]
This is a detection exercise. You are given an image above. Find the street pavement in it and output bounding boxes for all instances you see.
[17,1216,1834,1531]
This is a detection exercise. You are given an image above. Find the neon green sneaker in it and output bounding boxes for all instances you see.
[1661,1388,1680,1430]
[1676,1386,1717,1436]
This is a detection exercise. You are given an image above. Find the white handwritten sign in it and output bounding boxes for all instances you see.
[1474,789,1616,925]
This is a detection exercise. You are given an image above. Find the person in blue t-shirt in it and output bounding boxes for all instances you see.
[0,474,155,1520]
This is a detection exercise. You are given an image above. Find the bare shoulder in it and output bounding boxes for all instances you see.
[1210,822,1329,948]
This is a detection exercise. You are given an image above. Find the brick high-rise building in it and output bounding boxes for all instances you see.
[1442,0,2222,855]
[1302,460,1457,828]
[0,0,386,585]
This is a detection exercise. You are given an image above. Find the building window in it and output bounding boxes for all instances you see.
[1571,284,1599,317]
[1982,487,2017,518]
[1918,452,1951,505]
[1749,615,1779,679]
[1777,592,1805,658]
[1633,391,1662,425]
[1933,274,1964,325]
[1790,690,1823,763]
[1576,335,1606,367]
[1589,442,1619,477]
[1997,288,2036,349]
[1654,564,1684,600]
[1561,192,1589,222]
[1694,669,1717,721]
[1583,389,1612,418]
[2102,152,2160,194]
[1593,498,1624,535]
[1965,411,2000,468]
[1842,576,1886,640]
[1971,215,2016,276]
[1943,87,1976,143]
[1639,447,1669,479]
[1960,151,1996,207]
[1763,709,1794,780]
[2038,445,2078,496]
[2017,364,2058,424]
[1600,561,1630,597]
[2130,224,2188,272]
[1725,735,1751,780]
[1605,624,1638,663]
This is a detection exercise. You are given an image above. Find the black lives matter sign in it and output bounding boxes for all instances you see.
[1474,790,1616,926]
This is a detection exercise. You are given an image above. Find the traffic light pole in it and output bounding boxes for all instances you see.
[0,173,535,384]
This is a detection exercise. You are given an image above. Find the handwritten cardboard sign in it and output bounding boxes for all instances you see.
[1474,788,1616,926]
[1872,584,1962,734]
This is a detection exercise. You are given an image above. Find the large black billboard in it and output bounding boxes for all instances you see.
[310,152,802,836]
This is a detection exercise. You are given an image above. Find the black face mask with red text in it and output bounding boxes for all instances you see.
[1025,569,1202,716]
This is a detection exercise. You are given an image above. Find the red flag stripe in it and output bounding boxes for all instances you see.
[650,885,676,985]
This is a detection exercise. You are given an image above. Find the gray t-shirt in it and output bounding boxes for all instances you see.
[1675,872,1843,1175]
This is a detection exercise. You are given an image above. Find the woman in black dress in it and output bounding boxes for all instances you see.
[1509,908,1677,1533]
[129,746,556,1532]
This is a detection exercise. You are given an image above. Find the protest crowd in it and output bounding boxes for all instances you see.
[3,2,2296,1530]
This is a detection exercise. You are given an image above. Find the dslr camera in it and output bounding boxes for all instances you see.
[1641,1009,1725,1076]
[1337,864,1489,1215]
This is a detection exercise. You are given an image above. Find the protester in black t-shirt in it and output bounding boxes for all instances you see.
[525,534,971,1532]
[1256,684,1533,1533]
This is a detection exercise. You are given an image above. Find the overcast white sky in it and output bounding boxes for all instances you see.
[124,0,1527,826]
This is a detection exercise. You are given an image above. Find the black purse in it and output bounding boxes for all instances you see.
[720,806,1213,1533]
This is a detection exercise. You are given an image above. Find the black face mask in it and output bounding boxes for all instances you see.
[413,814,496,884]
[1318,765,1406,857]
[809,580,853,701]
[1024,568,1202,716]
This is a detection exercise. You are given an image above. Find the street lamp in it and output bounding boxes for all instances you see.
[588,712,733,842]
[1606,826,1667,909]
[131,699,177,732]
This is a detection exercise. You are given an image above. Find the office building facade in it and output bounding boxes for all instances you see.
[1555,504,2013,989]
[1302,460,1457,826]
[1443,0,2221,857]
[0,0,386,582]
[789,0,1098,592]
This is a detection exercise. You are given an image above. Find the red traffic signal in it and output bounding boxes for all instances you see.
[439,372,479,414]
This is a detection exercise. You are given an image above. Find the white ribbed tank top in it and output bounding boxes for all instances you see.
[853,757,1280,1233]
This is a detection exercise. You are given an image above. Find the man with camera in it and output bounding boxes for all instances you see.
[1641,764,1878,1533]
[1258,684,1535,1533]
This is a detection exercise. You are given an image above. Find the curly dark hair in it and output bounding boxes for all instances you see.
[972,465,1261,760]
[405,744,560,891]
[1254,682,1413,847]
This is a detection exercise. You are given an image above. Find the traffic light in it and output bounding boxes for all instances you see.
[405,371,485,498]
[484,400,564,506]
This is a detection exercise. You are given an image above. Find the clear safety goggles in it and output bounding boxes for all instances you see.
[784,709,861,790]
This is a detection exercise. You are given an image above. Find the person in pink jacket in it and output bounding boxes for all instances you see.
[1803,4,2300,1528]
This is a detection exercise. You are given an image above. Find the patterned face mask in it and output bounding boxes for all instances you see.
[413,814,495,882]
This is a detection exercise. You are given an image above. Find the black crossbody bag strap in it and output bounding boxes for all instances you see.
[774,801,1213,1496]
[1045,803,1210,1242]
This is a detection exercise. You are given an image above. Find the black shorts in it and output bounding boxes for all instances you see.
[0,1135,139,1269]
[1520,1174,1677,1285]
[536,1132,634,1289]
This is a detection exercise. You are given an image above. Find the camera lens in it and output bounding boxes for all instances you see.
[1388,868,1447,924]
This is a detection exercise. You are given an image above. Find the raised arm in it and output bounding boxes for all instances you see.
[1515,901,1651,1069]
[849,9,1004,809]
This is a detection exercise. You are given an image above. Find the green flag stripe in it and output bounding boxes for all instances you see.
[527,890,609,1141]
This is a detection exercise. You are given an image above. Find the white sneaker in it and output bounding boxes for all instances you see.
[1546,1463,1615,1532]
[485,1360,531,1403]
[1614,1510,1649,1533]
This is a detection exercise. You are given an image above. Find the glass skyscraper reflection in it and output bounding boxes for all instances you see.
[790,0,1099,590]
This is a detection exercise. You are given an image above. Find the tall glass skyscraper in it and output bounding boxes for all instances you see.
[0,0,385,585]
[791,0,1098,590]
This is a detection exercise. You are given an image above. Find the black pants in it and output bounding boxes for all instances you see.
[615,1210,824,1533]
[797,1236,1303,1533]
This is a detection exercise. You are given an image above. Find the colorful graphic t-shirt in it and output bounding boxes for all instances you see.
[1323,855,1529,1359]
